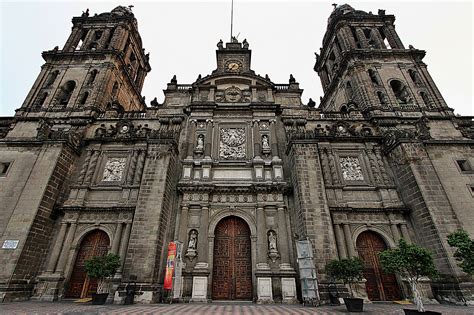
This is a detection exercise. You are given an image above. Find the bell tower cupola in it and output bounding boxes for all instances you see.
[17,6,151,117]
[314,4,450,116]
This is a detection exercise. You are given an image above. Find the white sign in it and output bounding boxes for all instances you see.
[2,240,19,249]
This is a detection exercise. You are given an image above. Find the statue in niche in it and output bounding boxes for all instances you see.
[262,135,270,150]
[195,134,204,151]
[185,229,198,261]
[268,230,280,262]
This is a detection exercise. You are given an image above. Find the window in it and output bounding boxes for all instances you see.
[0,162,11,176]
[456,159,473,172]
[38,92,48,106]
[377,91,388,105]
[87,70,98,85]
[79,92,89,105]
[409,69,421,84]
[420,92,430,107]
[368,69,380,85]
[58,81,76,105]
[45,70,59,87]
[390,80,412,104]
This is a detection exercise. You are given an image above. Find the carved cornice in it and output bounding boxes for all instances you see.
[177,182,291,194]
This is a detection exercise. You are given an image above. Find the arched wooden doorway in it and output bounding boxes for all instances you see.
[356,231,401,301]
[212,216,252,300]
[66,230,110,298]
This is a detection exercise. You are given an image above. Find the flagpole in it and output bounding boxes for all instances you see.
[230,0,234,41]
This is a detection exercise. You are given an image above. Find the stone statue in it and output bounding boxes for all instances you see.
[150,97,159,107]
[262,135,270,150]
[197,74,202,81]
[314,52,320,62]
[289,74,296,84]
[242,38,249,48]
[265,74,270,81]
[82,8,89,17]
[171,75,177,84]
[142,96,146,103]
[145,53,150,62]
[52,46,59,52]
[307,98,316,108]
[196,134,204,150]
[188,230,198,250]
[268,231,277,251]
[217,39,223,49]
[95,124,107,138]
[231,36,238,43]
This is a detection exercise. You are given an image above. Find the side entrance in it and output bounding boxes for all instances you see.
[65,230,109,298]
[356,231,401,301]
[212,216,252,300]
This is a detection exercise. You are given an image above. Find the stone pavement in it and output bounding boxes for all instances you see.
[0,301,473,315]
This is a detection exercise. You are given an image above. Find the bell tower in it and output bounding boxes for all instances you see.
[16,6,151,117]
[314,4,451,116]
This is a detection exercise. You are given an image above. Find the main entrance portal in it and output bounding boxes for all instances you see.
[212,216,252,300]
[356,231,401,301]
[66,230,109,298]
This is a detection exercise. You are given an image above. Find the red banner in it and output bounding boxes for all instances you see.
[164,242,177,290]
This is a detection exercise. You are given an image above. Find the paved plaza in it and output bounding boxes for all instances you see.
[0,301,473,315]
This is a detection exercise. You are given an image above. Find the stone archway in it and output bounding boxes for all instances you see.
[211,216,252,300]
[65,229,109,298]
[356,231,401,301]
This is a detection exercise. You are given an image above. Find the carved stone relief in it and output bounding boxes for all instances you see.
[219,128,246,160]
[102,157,126,181]
[340,156,364,181]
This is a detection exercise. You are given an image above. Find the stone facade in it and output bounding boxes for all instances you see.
[1,4,473,305]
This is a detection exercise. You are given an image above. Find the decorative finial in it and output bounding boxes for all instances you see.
[197,74,202,80]
[289,74,296,84]
[217,39,223,49]
[128,5,134,10]
[332,3,338,10]
[171,75,177,84]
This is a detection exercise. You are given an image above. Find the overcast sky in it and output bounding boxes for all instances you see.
[0,0,472,116]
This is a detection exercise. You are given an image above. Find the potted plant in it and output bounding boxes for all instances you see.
[84,253,121,305]
[447,229,474,276]
[325,257,365,312]
[379,239,439,315]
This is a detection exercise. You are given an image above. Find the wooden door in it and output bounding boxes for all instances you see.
[356,231,401,301]
[212,216,252,300]
[66,230,110,298]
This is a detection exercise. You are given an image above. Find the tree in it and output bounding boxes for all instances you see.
[325,257,364,297]
[379,239,438,312]
[84,253,121,294]
[447,229,474,276]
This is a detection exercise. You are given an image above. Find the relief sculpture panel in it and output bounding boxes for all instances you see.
[219,128,246,160]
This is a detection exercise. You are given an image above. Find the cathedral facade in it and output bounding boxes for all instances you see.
[1,5,473,304]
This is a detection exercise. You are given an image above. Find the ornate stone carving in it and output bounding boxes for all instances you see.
[102,158,126,181]
[340,156,364,181]
[185,229,198,261]
[224,86,242,102]
[219,128,246,160]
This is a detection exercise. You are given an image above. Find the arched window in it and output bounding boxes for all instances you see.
[58,81,76,105]
[38,92,48,106]
[377,91,388,105]
[368,69,380,85]
[79,92,89,105]
[340,105,348,114]
[87,69,98,85]
[390,80,412,105]
[45,70,59,87]
[106,27,115,48]
[346,81,353,99]
[420,91,430,107]
[111,82,119,98]
[408,69,421,85]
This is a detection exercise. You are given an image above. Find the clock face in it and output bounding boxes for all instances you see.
[225,60,242,72]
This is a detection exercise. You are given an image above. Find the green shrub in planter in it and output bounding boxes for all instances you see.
[379,239,438,313]
[447,230,474,276]
[325,257,364,297]
[84,253,121,294]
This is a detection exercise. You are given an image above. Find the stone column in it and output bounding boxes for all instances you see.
[133,150,146,185]
[342,224,356,257]
[204,120,213,158]
[118,222,132,273]
[383,23,404,49]
[84,150,100,184]
[187,120,197,158]
[256,206,266,263]
[197,206,209,262]
[78,150,93,184]
[178,205,190,243]
[55,222,78,274]
[334,224,347,259]
[269,120,279,158]
[253,120,261,158]
[277,207,290,264]
[390,223,401,243]
[126,150,138,185]
[45,222,68,273]
[111,223,124,254]
[400,224,411,243]
[355,28,369,48]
